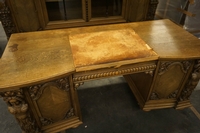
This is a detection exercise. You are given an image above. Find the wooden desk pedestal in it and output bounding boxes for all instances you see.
[0,20,200,132]
[125,60,200,111]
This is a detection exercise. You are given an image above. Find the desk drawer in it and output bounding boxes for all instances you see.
[73,61,157,83]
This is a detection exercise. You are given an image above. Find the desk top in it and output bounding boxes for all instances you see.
[1,19,200,90]
[0,30,75,90]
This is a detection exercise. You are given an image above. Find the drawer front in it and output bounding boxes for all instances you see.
[73,61,157,83]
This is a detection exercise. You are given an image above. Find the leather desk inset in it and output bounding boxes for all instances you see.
[69,29,157,70]
[0,19,200,133]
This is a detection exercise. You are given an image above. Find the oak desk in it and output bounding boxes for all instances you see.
[0,19,200,133]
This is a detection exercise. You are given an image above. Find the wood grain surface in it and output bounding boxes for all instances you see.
[1,19,200,90]
[0,30,75,90]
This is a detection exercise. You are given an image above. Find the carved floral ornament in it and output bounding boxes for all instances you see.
[29,77,70,100]
[158,61,192,75]
[0,89,40,133]
[179,60,200,101]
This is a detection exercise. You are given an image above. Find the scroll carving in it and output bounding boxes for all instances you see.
[146,0,159,20]
[0,89,40,133]
[0,0,16,38]
[158,61,192,75]
[29,77,70,100]
[65,108,75,118]
[179,60,200,101]
[168,90,178,99]
[40,108,75,126]
[40,117,53,126]
[150,92,159,100]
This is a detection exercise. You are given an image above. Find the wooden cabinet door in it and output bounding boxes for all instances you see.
[24,75,82,133]
[151,61,193,100]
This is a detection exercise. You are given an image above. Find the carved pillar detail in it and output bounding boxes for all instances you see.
[0,89,40,133]
[146,0,159,20]
[0,0,16,38]
[179,60,200,101]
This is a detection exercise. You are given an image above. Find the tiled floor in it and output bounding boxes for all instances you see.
[0,22,200,133]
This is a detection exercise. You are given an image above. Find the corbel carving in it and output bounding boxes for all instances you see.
[0,89,40,133]
[0,0,16,38]
[179,60,200,101]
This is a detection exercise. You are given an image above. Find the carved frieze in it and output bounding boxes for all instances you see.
[158,61,192,75]
[0,0,16,38]
[179,60,200,101]
[0,89,40,133]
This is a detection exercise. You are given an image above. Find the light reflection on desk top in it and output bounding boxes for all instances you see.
[1,19,200,90]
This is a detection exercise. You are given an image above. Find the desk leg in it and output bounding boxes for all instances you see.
[0,89,40,133]
[176,60,200,109]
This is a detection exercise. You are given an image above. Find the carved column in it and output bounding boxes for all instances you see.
[179,60,200,101]
[146,0,159,20]
[176,60,200,109]
[0,89,40,133]
[0,0,17,38]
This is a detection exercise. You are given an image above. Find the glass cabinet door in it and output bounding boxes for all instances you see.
[91,0,123,18]
[45,0,83,21]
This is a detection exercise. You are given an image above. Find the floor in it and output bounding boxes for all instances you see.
[0,22,200,133]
